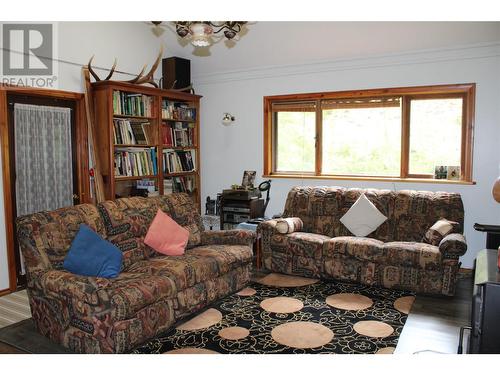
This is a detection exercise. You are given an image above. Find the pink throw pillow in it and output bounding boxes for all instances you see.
[145,209,189,256]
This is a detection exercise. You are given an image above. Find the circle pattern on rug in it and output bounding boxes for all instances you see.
[177,308,222,331]
[271,321,334,349]
[376,347,396,354]
[218,326,250,340]
[353,320,394,338]
[164,347,218,354]
[326,293,373,310]
[394,296,415,314]
[257,273,319,287]
[236,287,256,296]
[260,296,304,314]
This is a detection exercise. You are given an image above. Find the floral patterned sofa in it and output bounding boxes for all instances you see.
[259,187,467,296]
[17,193,255,353]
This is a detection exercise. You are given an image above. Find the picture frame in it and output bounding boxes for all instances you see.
[447,166,460,180]
[241,170,256,188]
[434,165,448,179]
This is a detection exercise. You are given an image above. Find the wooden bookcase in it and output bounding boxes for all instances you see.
[92,81,202,210]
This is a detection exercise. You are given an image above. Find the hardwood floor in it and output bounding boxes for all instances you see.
[0,273,473,354]
[395,275,472,354]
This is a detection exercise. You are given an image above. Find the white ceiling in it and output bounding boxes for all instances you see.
[154,22,500,77]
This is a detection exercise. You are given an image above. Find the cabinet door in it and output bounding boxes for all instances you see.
[481,284,500,353]
[469,285,483,353]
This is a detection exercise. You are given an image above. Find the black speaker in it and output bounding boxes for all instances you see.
[162,57,191,90]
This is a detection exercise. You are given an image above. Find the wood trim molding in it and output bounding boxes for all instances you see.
[0,90,17,292]
[263,173,476,185]
[264,83,476,184]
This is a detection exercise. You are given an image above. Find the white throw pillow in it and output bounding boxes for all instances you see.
[340,194,387,237]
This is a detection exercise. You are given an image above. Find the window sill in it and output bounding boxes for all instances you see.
[263,173,476,185]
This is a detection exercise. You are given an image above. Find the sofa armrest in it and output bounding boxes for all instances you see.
[37,270,112,304]
[439,233,467,258]
[201,230,256,246]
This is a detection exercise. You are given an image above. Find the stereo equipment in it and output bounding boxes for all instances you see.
[223,206,251,213]
[162,57,191,90]
[223,212,251,224]
[222,189,260,200]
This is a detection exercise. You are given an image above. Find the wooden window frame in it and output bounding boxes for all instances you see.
[263,83,476,184]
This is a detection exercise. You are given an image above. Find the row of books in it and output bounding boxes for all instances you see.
[163,176,196,194]
[162,150,196,174]
[161,100,196,121]
[114,148,158,177]
[113,119,156,145]
[113,91,154,117]
[161,122,195,147]
[135,179,159,197]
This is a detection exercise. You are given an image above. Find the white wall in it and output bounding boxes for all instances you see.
[195,42,500,268]
[0,22,165,291]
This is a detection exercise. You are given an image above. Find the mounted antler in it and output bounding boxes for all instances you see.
[86,46,163,88]
[126,45,163,88]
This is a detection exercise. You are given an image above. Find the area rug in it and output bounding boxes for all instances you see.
[132,273,415,354]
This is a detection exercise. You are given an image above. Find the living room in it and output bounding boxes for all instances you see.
[1,0,499,372]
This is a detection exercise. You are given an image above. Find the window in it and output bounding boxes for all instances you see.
[264,84,475,183]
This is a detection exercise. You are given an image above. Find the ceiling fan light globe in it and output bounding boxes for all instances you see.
[191,36,211,47]
[176,28,189,38]
[224,30,236,39]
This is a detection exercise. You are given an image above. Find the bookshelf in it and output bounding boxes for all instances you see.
[92,81,202,210]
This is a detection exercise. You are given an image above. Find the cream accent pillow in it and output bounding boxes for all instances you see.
[275,217,304,234]
[340,194,387,237]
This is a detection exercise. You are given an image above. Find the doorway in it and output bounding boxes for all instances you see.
[0,88,89,293]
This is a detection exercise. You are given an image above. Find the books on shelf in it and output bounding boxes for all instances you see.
[163,176,196,194]
[113,119,156,145]
[114,147,157,177]
[136,179,159,197]
[162,150,196,174]
[161,99,196,121]
[113,91,153,117]
[161,121,194,147]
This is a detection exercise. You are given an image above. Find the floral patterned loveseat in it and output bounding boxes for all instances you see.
[259,187,467,296]
[17,193,254,353]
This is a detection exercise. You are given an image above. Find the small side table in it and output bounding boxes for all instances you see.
[236,222,262,270]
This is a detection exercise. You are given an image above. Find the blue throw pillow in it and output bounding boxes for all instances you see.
[63,224,123,278]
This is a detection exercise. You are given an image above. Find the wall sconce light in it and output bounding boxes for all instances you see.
[222,113,235,126]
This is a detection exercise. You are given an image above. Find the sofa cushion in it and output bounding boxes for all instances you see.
[323,237,441,270]
[16,204,106,270]
[145,209,189,256]
[392,190,464,242]
[323,236,385,260]
[381,242,442,270]
[98,197,160,268]
[63,224,123,278]
[270,232,330,259]
[103,273,178,320]
[124,245,253,290]
[340,194,388,237]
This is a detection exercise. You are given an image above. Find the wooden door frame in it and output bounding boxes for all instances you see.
[0,86,90,294]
